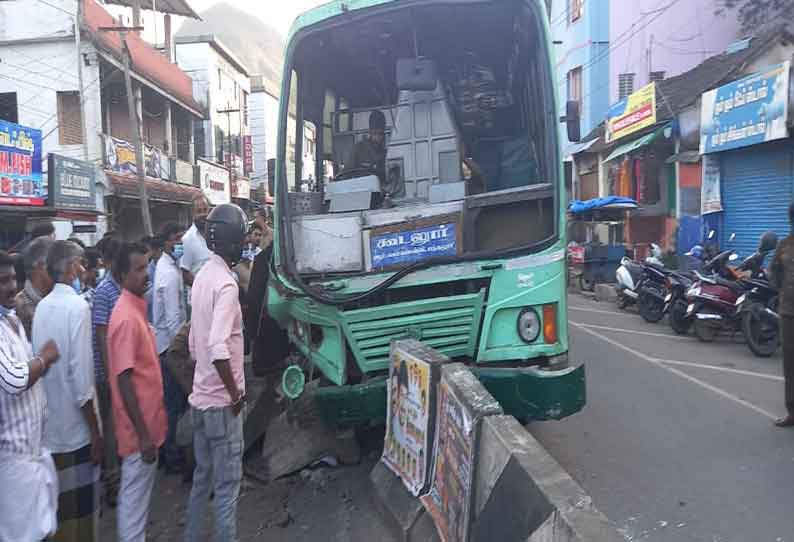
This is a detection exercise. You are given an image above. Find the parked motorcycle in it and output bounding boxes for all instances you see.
[685,233,774,344]
[665,268,696,335]
[735,232,779,357]
[616,244,663,311]
[637,259,669,323]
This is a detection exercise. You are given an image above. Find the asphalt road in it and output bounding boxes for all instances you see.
[530,293,794,542]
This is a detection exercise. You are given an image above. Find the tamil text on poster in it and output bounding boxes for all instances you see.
[370,220,458,271]
[0,119,44,206]
[421,378,474,542]
[383,345,433,496]
[605,83,657,143]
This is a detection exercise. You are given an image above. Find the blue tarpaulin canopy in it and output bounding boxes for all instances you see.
[568,197,639,215]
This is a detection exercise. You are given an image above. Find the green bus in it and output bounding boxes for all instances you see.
[266,0,585,425]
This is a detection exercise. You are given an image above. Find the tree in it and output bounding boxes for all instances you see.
[716,0,794,34]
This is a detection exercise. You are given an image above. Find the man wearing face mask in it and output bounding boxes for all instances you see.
[33,241,103,542]
[153,222,187,473]
[180,195,212,288]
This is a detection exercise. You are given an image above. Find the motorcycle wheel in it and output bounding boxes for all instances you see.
[741,303,779,358]
[694,317,718,342]
[638,292,665,323]
[669,300,692,335]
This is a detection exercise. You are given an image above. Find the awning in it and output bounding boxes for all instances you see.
[107,173,202,204]
[604,129,662,163]
[665,150,701,164]
[564,138,599,162]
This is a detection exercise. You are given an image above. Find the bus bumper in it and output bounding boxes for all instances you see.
[314,362,586,426]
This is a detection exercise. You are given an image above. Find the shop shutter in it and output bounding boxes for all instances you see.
[722,141,794,258]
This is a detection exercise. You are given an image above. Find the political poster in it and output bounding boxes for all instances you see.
[382,340,445,496]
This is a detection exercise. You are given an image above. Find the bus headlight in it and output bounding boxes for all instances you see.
[517,308,541,343]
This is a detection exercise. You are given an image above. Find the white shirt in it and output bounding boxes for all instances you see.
[180,223,211,278]
[33,284,95,454]
[0,312,46,457]
[153,252,187,354]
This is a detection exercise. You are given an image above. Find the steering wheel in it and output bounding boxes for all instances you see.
[333,168,375,182]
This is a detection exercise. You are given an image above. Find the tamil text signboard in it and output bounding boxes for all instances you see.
[368,215,460,271]
[48,154,96,211]
[243,135,253,175]
[605,83,657,143]
[0,120,44,206]
[198,159,230,205]
[700,62,790,154]
[382,340,444,496]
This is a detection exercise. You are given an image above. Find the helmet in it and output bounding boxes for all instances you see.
[686,245,704,260]
[759,231,778,253]
[206,203,247,265]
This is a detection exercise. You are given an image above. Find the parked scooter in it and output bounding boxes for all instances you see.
[636,245,669,323]
[735,232,779,357]
[615,244,663,310]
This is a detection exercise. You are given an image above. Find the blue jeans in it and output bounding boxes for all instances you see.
[184,406,243,542]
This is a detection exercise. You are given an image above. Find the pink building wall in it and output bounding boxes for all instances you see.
[609,0,742,104]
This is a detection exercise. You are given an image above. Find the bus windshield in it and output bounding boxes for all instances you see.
[279,0,559,278]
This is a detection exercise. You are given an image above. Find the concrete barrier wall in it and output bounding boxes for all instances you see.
[372,360,621,542]
[474,415,622,542]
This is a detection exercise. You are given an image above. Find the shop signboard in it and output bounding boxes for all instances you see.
[382,340,445,497]
[231,178,251,200]
[103,135,171,181]
[700,62,791,154]
[243,135,253,175]
[48,154,96,211]
[701,154,722,215]
[174,158,195,186]
[0,119,44,206]
[198,159,231,205]
[605,83,657,143]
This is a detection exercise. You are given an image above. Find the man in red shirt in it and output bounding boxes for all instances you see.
[107,242,167,542]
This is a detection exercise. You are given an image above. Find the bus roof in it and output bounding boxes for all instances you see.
[288,0,393,39]
[288,0,544,41]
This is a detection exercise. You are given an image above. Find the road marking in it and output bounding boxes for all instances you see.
[657,359,783,382]
[569,306,635,317]
[571,321,779,421]
[572,322,682,340]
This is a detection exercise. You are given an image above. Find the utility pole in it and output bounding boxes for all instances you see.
[98,25,153,236]
[75,0,89,161]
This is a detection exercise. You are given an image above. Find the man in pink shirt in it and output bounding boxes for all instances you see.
[107,242,167,542]
[184,204,247,542]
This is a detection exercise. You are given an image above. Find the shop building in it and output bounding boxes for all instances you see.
[0,0,205,244]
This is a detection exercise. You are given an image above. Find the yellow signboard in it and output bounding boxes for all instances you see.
[606,83,657,143]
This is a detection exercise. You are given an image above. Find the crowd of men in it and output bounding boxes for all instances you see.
[0,197,274,542]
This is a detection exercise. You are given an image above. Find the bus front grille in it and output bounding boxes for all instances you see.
[341,290,486,370]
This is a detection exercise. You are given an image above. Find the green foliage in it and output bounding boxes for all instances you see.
[716,0,794,34]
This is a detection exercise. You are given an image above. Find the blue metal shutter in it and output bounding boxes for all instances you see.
[721,141,794,258]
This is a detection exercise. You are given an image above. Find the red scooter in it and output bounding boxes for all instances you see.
[685,233,776,343]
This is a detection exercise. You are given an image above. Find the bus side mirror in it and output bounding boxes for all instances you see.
[560,100,581,143]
